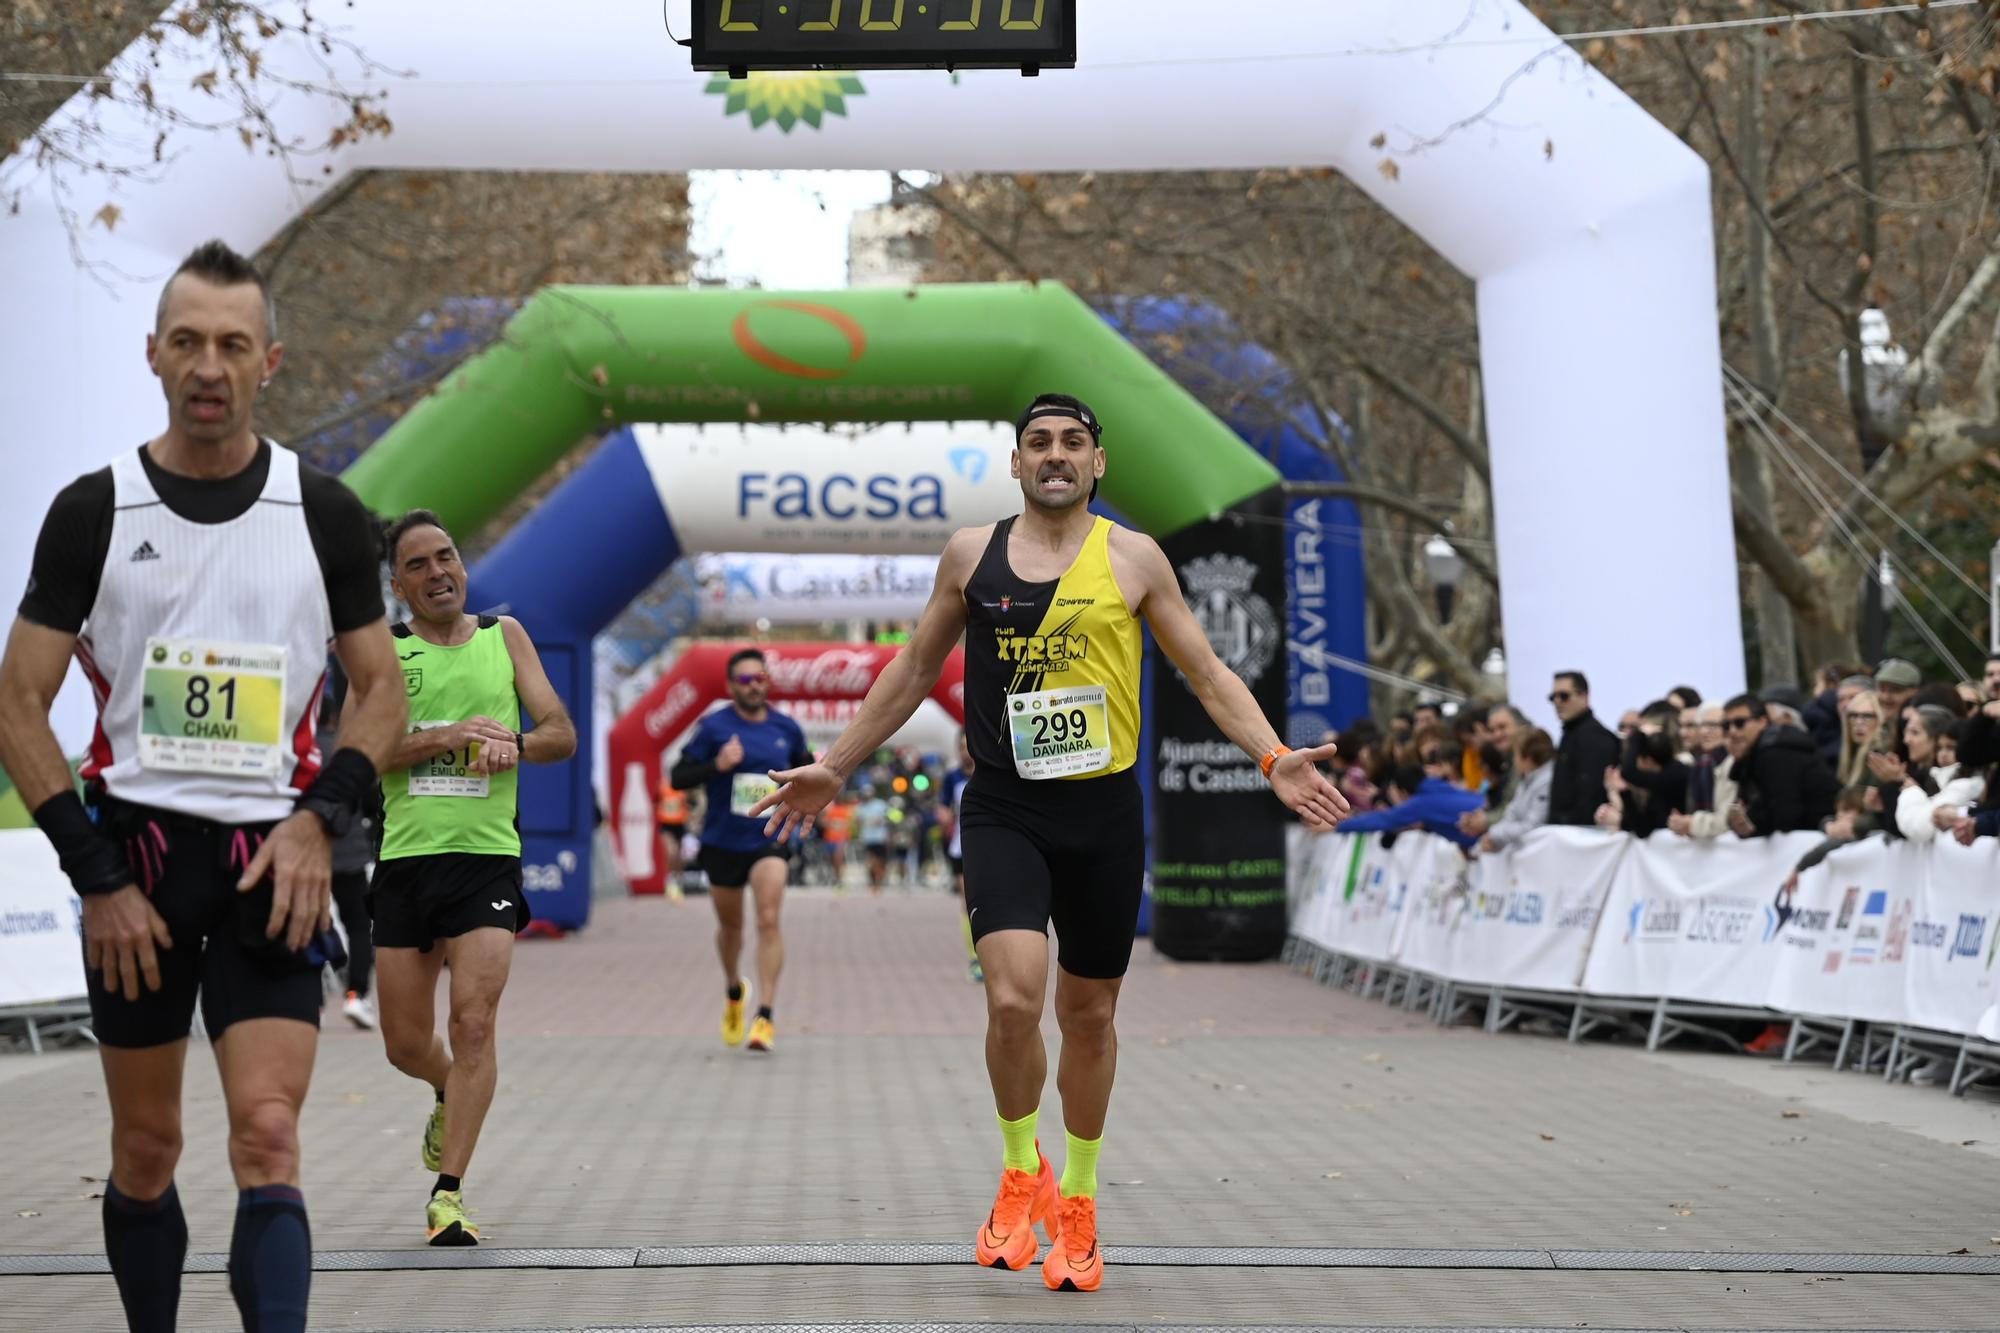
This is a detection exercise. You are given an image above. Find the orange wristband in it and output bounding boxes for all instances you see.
[1259,745,1292,779]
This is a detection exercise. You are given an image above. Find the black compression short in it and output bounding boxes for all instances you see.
[960,766,1146,979]
[697,842,791,889]
[371,853,529,950]
[85,797,331,1049]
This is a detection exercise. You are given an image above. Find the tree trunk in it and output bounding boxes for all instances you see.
[1737,32,1802,686]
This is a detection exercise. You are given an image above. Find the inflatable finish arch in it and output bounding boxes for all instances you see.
[6,0,1743,786]
[353,281,1274,926]
[340,283,1276,541]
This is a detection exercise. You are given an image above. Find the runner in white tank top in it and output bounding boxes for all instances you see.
[0,241,407,1333]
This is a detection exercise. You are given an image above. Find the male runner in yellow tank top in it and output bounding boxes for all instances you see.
[753,394,1349,1293]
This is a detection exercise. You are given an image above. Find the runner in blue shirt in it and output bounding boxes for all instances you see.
[669,648,813,1053]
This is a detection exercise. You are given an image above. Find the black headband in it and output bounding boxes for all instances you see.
[1015,402,1102,441]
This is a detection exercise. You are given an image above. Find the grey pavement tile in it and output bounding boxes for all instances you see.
[5,892,2000,1332]
[1,1267,1992,1331]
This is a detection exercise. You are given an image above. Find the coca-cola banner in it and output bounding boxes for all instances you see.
[607,641,965,895]
[1150,487,1291,962]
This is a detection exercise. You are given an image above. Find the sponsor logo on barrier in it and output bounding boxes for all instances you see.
[1555,900,1600,932]
[1953,914,1987,963]
[1850,889,1889,964]
[1685,897,1758,946]
[1766,884,1832,946]
[1626,897,1682,944]
[1884,897,1913,962]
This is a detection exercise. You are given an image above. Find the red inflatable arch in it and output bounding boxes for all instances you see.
[609,642,965,895]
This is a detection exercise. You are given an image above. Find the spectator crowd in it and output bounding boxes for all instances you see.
[1327,651,2000,860]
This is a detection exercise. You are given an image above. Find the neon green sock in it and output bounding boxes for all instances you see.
[998,1110,1040,1173]
[961,911,978,961]
[1059,1130,1102,1198]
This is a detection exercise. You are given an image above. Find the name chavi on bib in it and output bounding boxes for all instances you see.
[1007,683,1111,780]
[138,636,287,777]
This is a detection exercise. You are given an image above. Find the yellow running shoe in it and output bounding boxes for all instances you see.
[746,1014,775,1052]
[420,1096,445,1173]
[722,979,751,1047]
[425,1189,479,1247]
[1041,1192,1102,1291]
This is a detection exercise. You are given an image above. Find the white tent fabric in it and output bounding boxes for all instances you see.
[1,0,1741,745]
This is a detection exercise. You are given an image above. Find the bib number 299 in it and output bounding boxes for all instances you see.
[1029,707,1089,747]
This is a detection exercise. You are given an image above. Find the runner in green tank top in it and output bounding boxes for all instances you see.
[371,510,577,1247]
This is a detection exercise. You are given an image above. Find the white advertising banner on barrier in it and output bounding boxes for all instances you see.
[1763,836,1915,1025]
[1582,833,1819,1006]
[1443,827,1627,992]
[1901,836,2000,1037]
[1292,824,2000,1037]
[0,831,87,1007]
[692,553,937,624]
[639,423,1020,555]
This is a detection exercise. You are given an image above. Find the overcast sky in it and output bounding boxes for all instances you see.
[689,170,896,289]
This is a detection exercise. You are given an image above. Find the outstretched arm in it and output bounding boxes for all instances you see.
[751,527,979,837]
[1127,532,1348,830]
[499,615,576,766]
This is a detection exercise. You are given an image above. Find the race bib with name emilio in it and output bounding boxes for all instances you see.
[1007,683,1111,780]
[409,721,489,798]
[730,771,779,816]
[139,637,287,777]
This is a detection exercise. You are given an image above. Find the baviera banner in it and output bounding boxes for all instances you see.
[1150,487,1290,961]
[1292,825,2000,1036]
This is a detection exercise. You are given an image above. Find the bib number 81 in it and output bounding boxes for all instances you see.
[185,675,238,721]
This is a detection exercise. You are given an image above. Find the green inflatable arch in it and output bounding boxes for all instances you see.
[342,281,1279,537]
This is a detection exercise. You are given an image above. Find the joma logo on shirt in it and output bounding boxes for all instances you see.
[995,630,1087,665]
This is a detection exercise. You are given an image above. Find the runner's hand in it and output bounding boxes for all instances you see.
[1954,814,1979,846]
[82,886,172,1002]
[471,737,519,775]
[457,716,516,748]
[238,812,333,952]
[716,734,745,774]
[751,762,842,840]
[1269,743,1350,831]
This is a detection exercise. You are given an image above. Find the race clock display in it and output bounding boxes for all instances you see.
[690,0,1075,75]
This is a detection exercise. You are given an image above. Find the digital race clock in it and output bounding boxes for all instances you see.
[690,0,1075,76]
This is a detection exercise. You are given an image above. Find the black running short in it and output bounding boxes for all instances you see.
[697,842,790,889]
[371,853,529,950]
[84,796,331,1049]
[960,766,1146,979]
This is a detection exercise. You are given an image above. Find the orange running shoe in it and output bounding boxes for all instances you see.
[1042,1192,1102,1291]
[975,1148,1058,1270]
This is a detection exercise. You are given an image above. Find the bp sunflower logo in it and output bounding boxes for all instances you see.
[704,72,866,134]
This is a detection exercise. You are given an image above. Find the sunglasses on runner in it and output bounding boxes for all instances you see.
[733,672,768,685]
